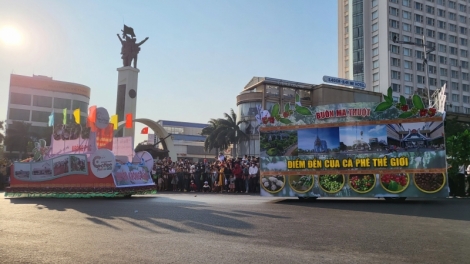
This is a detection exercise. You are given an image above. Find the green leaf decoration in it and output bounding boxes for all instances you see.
[412,95,425,110]
[279,118,292,124]
[271,103,280,116]
[384,94,392,104]
[388,180,399,191]
[374,102,393,112]
[295,93,300,102]
[399,96,406,105]
[398,111,414,118]
[284,103,290,112]
[387,86,392,99]
[295,105,312,115]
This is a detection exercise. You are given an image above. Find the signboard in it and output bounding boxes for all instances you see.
[258,88,446,198]
[112,163,155,187]
[322,75,366,89]
[95,107,110,129]
[50,127,97,155]
[13,154,88,181]
[112,137,134,162]
[90,149,115,178]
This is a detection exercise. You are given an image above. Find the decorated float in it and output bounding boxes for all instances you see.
[4,107,156,198]
[258,87,448,200]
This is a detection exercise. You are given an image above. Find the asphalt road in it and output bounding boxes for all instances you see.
[1,193,469,264]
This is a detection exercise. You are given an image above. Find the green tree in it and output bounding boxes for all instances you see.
[445,117,470,138]
[202,109,249,157]
[4,121,38,159]
[446,130,470,187]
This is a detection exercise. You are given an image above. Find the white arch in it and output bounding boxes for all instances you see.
[116,118,176,161]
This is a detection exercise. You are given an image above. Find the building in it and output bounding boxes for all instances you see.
[155,120,217,161]
[6,74,90,149]
[338,0,470,116]
[236,76,382,157]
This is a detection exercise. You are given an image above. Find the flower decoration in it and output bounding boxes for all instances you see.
[32,139,51,161]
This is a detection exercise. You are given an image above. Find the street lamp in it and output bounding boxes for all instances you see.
[393,35,435,107]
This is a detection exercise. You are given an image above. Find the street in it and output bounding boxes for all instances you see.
[1,193,469,264]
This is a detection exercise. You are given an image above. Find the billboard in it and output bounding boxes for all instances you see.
[259,91,447,198]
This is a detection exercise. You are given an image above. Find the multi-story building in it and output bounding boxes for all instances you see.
[155,120,217,161]
[338,0,470,115]
[6,74,90,144]
[236,77,382,157]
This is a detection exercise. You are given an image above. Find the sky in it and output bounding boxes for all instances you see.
[298,128,340,150]
[339,125,388,146]
[0,0,338,145]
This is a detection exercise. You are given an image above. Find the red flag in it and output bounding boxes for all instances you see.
[125,113,133,128]
[96,123,114,150]
[86,105,97,131]
[141,127,149,134]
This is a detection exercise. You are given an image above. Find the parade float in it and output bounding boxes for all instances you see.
[258,87,448,199]
[4,107,156,198]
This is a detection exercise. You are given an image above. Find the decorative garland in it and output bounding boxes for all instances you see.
[4,186,157,198]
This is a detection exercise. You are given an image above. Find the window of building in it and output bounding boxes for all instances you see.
[373,85,379,92]
[372,35,379,43]
[390,45,400,54]
[266,85,279,96]
[372,23,378,31]
[402,23,411,32]
[416,50,424,59]
[403,48,411,56]
[372,47,379,56]
[437,0,445,5]
[460,27,467,35]
[463,72,469,80]
[429,77,437,86]
[452,93,459,102]
[449,23,457,32]
[10,92,31,106]
[402,10,411,19]
[404,73,413,82]
[402,0,410,7]
[461,38,468,46]
[373,73,379,81]
[417,63,425,72]
[428,54,436,62]
[32,95,52,108]
[390,0,398,3]
[462,61,469,69]
[427,29,435,38]
[390,19,399,29]
[449,58,458,66]
[437,9,446,17]
[463,84,470,92]
[415,26,424,35]
[9,108,30,121]
[438,44,447,53]
[372,0,378,7]
[426,17,435,26]
[403,35,412,42]
[449,35,457,44]
[462,49,469,58]
[282,88,295,98]
[391,70,401,79]
[438,32,447,41]
[426,5,435,14]
[373,60,380,68]
[459,3,467,12]
[372,11,378,19]
[390,58,400,67]
[460,15,467,23]
[429,65,437,74]
[415,2,423,10]
[392,83,401,92]
[31,110,51,122]
[389,7,399,16]
[404,60,412,69]
[404,86,413,94]
[464,95,470,104]
[437,20,446,29]
[53,98,71,109]
[414,14,423,23]
[440,68,448,76]
[72,100,88,113]
[448,12,457,20]
[448,0,456,9]
[441,80,447,87]
[416,75,425,84]
[451,70,459,79]
[450,47,458,55]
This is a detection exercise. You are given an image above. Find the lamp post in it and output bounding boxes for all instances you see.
[393,35,435,107]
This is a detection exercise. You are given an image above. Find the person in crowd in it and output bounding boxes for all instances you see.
[170,166,177,191]
[212,180,220,193]
[232,163,243,193]
[243,163,250,193]
[203,181,210,193]
[229,174,235,193]
[466,165,470,197]
[190,180,197,192]
[157,175,164,192]
[219,164,226,193]
[163,162,169,191]
[249,162,259,193]
[211,165,219,191]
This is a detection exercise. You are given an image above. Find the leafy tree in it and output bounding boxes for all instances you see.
[446,130,470,191]
[202,109,248,157]
[445,117,470,138]
[4,121,38,159]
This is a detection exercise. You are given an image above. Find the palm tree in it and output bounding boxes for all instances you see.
[202,109,249,157]
[4,121,37,159]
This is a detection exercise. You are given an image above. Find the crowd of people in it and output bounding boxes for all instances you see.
[152,154,260,194]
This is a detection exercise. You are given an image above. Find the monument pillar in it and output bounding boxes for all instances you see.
[116,66,140,137]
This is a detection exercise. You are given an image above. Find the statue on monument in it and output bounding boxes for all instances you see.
[117,25,149,68]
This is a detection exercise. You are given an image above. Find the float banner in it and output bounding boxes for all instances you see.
[112,163,155,188]
[50,133,97,155]
[112,137,134,162]
[96,123,114,150]
[13,154,88,182]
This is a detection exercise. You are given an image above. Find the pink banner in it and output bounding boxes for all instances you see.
[50,133,97,155]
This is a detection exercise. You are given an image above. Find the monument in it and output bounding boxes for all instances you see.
[116,25,149,137]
